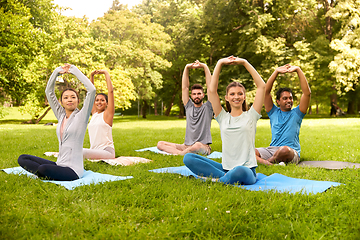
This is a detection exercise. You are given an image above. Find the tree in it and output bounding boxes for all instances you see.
[135,0,210,117]
[0,0,44,105]
[329,0,360,113]
[91,9,172,118]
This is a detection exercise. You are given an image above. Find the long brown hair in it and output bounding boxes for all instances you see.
[225,82,248,112]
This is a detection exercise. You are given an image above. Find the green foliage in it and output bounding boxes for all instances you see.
[329,0,360,92]
[91,9,172,103]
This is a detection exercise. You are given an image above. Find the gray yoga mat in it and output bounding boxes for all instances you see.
[299,161,360,170]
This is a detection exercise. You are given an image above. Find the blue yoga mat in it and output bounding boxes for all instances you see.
[135,147,171,155]
[2,167,133,190]
[135,146,222,158]
[149,166,342,194]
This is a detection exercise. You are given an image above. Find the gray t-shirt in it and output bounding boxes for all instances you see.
[184,99,213,146]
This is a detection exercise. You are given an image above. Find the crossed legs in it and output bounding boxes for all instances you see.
[18,154,79,181]
[183,153,256,185]
[255,146,299,165]
[157,141,211,156]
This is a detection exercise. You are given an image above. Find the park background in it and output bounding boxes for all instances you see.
[1,0,360,239]
[1,0,360,121]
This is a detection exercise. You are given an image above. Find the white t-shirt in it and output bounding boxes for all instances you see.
[88,112,115,150]
[215,106,261,170]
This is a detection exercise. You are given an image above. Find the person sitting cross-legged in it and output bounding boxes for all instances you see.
[255,64,311,165]
[157,60,213,155]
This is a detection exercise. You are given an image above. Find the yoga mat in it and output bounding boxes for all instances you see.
[207,151,222,159]
[135,147,222,158]
[149,166,342,194]
[2,167,133,190]
[88,156,152,166]
[299,161,360,170]
[135,147,171,155]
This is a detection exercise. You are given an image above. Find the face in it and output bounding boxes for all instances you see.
[95,95,108,112]
[277,91,293,111]
[191,89,204,105]
[225,86,245,109]
[61,90,79,112]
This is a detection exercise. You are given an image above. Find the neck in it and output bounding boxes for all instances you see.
[230,107,243,117]
[65,110,73,118]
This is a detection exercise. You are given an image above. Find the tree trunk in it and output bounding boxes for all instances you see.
[347,90,356,114]
[142,100,148,118]
[35,106,52,124]
[22,106,52,124]
[164,92,176,116]
[154,99,158,115]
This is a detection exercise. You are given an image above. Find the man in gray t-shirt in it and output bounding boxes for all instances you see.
[157,60,213,155]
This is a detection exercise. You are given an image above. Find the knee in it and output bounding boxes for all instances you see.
[255,149,260,157]
[278,146,292,156]
[18,154,28,165]
[183,153,197,166]
[157,141,165,149]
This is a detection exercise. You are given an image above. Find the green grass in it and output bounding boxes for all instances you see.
[1,111,360,239]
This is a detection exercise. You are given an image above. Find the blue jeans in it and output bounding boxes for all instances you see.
[18,154,79,181]
[183,153,256,185]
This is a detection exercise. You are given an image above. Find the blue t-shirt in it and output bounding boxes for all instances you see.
[267,104,305,156]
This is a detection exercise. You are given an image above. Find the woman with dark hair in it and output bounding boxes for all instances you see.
[183,56,265,185]
[83,69,116,159]
[18,64,96,181]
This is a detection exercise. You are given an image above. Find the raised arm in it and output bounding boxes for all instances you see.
[181,60,210,106]
[68,65,96,118]
[90,70,97,114]
[231,57,265,114]
[199,62,211,91]
[265,64,290,112]
[208,58,234,117]
[288,66,311,114]
[181,63,192,106]
[45,66,67,120]
[99,70,115,126]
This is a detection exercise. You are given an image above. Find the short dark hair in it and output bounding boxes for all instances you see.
[61,88,79,103]
[96,93,108,103]
[276,88,293,101]
[191,84,204,92]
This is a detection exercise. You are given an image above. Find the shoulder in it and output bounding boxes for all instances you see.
[292,106,306,119]
[267,104,279,116]
[184,99,193,108]
[248,106,261,119]
[215,108,227,122]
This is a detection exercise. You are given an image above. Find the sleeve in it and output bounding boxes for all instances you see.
[249,106,261,121]
[184,99,193,109]
[267,104,277,117]
[45,66,64,120]
[294,106,306,119]
[214,107,226,124]
[69,65,96,119]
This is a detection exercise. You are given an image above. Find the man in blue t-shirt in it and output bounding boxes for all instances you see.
[255,64,311,165]
[157,60,213,155]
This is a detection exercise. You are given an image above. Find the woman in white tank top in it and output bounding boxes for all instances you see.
[83,69,116,159]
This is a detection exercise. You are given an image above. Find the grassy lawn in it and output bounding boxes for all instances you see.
[0,109,359,239]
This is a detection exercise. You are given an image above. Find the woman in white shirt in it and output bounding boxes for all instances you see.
[183,56,265,185]
[83,69,116,159]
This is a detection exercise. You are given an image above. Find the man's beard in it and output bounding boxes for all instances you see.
[194,98,202,104]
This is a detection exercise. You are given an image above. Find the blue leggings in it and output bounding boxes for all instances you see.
[18,154,79,181]
[183,153,257,185]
